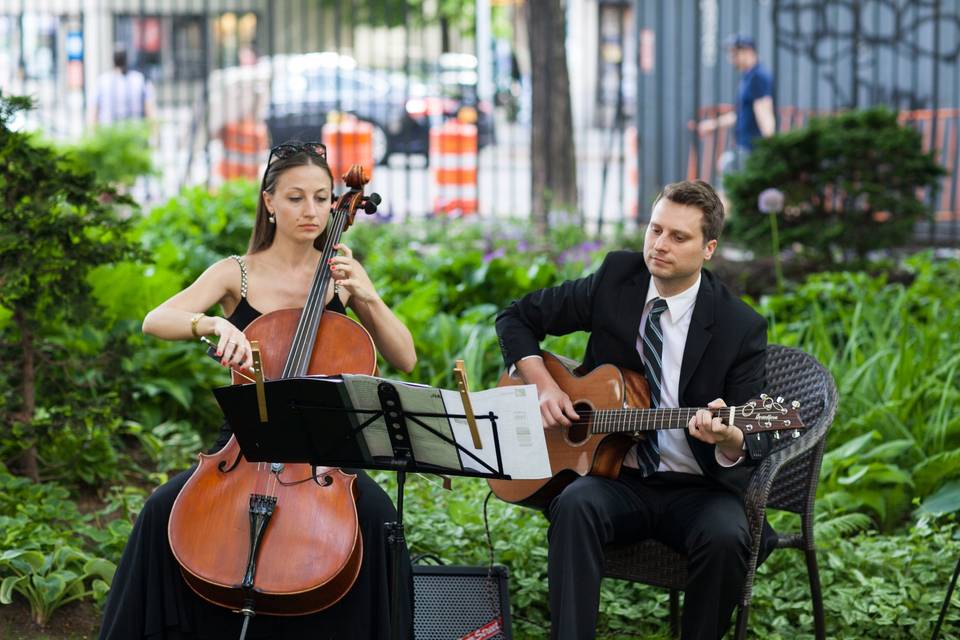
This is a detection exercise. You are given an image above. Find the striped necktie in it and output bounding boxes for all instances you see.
[636,297,669,477]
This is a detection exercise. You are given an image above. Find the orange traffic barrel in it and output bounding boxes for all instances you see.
[323,114,375,182]
[430,120,477,215]
[218,119,268,180]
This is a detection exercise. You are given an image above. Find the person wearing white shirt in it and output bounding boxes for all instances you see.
[495,180,775,640]
[91,46,154,126]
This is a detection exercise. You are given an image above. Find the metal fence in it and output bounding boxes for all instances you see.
[2,0,959,241]
[633,0,960,242]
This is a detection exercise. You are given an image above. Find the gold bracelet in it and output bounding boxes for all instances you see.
[190,312,205,338]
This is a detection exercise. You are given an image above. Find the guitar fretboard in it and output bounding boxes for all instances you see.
[590,408,711,434]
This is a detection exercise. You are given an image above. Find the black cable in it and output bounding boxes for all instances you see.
[932,552,960,640]
[482,490,496,570]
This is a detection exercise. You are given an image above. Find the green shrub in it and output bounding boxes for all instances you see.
[393,471,960,639]
[137,180,259,285]
[65,121,155,188]
[0,93,141,481]
[758,252,960,529]
[725,107,944,264]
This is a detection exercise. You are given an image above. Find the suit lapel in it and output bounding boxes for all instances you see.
[616,271,650,350]
[679,271,715,400]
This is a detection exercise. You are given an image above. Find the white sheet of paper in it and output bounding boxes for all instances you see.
[440,384,551,479]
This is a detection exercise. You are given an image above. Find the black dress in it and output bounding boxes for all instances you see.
[99,293,413,640]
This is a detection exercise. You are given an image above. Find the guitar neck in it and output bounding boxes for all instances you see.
[591,407,715,434]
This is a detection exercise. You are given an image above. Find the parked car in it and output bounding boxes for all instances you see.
[266,52,494,164]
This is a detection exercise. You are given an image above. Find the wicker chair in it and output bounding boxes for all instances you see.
[602,344,839,640]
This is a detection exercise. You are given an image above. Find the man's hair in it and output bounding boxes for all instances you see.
[112,46,128,73]
[653,180,725,242]
[725,34,756,51]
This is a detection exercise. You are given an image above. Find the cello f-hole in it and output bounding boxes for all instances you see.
[219,449,244,473]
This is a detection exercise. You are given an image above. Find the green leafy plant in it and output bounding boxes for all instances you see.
[759,252,960,530]
[0,546,115,626]
[65,121,155,188]
[0,466,121,624]
[136,179,259,285]
[725,107,945,265]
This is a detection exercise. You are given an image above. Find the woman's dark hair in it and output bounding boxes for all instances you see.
[248,149,335,254]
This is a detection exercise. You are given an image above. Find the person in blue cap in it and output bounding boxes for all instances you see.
[699,35,776,174]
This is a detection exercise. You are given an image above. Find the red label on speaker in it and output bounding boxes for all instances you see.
[458,617,502,640]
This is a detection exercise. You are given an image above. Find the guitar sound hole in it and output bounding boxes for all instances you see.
[567,403,593,444]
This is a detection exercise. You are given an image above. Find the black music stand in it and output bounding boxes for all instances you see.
[214,374,513,640]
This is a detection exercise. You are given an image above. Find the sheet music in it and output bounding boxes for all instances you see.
[338,375,393,458]
[440,384,551,479]
[340,375,550,479]
[341,374,461,469]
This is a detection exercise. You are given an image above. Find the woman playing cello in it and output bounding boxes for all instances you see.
[99,141,417,640]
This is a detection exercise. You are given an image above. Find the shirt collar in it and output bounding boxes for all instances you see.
[646,274,701,325]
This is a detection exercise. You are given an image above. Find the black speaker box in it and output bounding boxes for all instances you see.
[412,564,513,640]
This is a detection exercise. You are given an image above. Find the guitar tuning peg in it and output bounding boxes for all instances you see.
[792,400,801,409]
[773,431,781,440]
[776,396,784,403]
[792,429,801,438]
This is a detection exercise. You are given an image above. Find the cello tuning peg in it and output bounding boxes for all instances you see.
[362,193,382,214]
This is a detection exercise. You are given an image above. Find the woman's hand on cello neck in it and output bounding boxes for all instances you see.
[328,243,378,305]
[329,243,417,374]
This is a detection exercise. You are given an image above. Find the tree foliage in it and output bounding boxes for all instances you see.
[0,93,141,480]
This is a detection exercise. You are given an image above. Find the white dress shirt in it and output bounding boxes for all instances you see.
[622,275,743,472]
[94,69,153,125]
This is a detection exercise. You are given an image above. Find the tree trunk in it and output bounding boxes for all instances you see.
[440,16,451,53]
[526,0,578,240]
[13,308,39,482]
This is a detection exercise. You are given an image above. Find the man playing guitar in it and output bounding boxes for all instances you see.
[495,180,777,640]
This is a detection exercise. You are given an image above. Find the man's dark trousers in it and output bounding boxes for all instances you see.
[547,470,751,640]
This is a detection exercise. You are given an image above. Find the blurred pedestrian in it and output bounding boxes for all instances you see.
[699,34,775,176]
[91,45,155,126]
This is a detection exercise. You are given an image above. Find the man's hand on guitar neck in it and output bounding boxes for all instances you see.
[515,355,580,428]
[688,398,745,462]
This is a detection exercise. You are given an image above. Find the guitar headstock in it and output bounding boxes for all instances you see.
[730,394,805,440]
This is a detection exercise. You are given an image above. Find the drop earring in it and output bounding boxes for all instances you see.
[268,211,276,223]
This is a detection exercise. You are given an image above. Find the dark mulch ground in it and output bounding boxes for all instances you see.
[0,599,100,640]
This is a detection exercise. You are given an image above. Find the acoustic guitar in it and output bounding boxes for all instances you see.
[487,351,804,509]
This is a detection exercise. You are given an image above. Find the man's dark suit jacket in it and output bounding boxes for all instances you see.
[495,250,772,497]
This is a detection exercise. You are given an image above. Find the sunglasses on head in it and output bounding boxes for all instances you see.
[266,141,327,165]
[261,141,328,187]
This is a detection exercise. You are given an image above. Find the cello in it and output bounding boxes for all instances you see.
[167,165,382,624]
